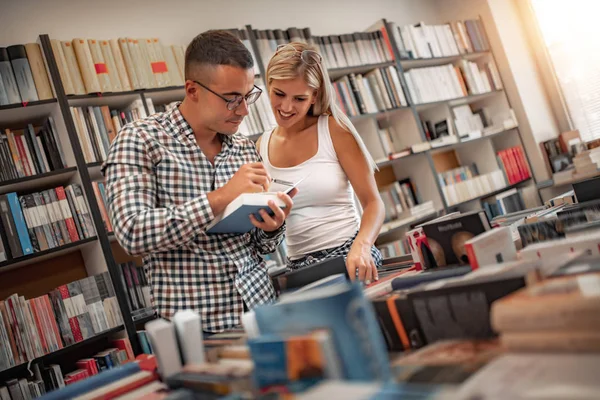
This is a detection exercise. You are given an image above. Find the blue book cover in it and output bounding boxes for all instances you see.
[206,193,286,234]
[39,362,140,400]
[5,192,33,255]
[248,334,324,392]
[253,282,390,381]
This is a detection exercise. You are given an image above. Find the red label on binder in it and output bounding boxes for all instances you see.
[95,63,108,74]
[151,61,168,73]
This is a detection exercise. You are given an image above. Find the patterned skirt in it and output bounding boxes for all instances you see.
[286,232,383,274]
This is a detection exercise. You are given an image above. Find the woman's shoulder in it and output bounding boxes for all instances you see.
[324,114,353,143]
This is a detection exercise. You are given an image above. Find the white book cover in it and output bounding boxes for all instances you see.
[464,226,517,269]
[172,310,205,365]
[145,319,182,378]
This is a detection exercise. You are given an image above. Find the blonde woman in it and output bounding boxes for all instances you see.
[257,42,385,284]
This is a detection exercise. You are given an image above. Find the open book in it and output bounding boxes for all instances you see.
[206,176,305,234]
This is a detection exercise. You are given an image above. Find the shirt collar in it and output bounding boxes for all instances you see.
[169,102,234,148]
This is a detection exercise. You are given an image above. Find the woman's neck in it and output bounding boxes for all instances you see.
[276,115,318,138]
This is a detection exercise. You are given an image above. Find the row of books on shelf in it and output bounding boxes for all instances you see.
[496,146,531,185]
[0,18,493,104]
[378,179,421,223]
[333,66,407,117]
[378,238,409,259]
[0,335,146,399]
[116,262,153,321]
[440,169,506,206]
[0,117,67,183]
[403,60,502,105]
[253,26,394,71]
[71,100,146,164]
[387,19,489,60]
[238,79,277,138]
[482,188,527,221]
[0,271,123,372]
[0,44,54,105]
[0,185,94,262]
[50,37,185,95]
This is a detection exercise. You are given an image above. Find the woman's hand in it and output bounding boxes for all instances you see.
[346,242,379,284]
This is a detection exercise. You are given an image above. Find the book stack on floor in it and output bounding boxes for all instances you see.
[0,117,68,183]
[0,44,54,105]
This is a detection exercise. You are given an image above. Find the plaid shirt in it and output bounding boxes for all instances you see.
[101,104,281,332]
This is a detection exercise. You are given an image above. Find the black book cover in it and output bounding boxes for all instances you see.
[408,275,526,344]
[0,195,23,258]
[422,211,490,267]
[372,295,404,352]
[271,256,348,295]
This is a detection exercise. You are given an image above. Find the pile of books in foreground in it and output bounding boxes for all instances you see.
[18,177,600,399]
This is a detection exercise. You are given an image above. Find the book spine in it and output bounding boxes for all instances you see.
[0,196,23,258]
[7,45,39,102]
[0,48,22,104]
[5,193,33,255]
[23,43,53,100]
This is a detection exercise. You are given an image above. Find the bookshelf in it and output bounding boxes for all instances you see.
[0,325,123,384]
[0,16,543,387]
[237,18,542,253]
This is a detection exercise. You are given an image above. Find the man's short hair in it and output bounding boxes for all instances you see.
[185,30,254,80]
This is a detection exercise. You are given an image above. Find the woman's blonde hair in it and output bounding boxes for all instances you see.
[266,42,378,171]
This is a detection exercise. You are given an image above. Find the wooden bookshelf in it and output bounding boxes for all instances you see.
[0,99,57,111]
[447,177,533,208]
[0,167,77,195]
[328,61,396,80]
[0,18,544,387]
[0,325,124,383]
[0,237,98,272]
[413,89,504,111]
[399,50,490,69]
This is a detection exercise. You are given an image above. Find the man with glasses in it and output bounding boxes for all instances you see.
[102,30,295,334]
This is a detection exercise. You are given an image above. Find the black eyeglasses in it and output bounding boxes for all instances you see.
[275,44,322,66]
[193,80,262,110]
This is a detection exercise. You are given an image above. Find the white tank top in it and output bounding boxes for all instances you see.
[259,115,360,260]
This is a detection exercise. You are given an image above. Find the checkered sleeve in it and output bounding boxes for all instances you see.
[250,224,286,254]
[103,126,215,256]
